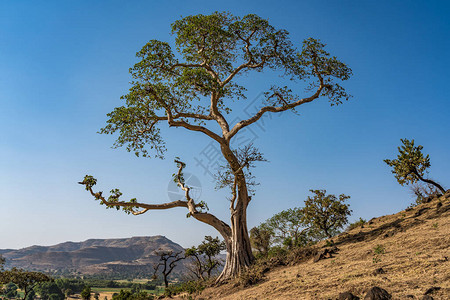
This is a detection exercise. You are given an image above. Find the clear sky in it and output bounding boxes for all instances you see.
[1,0,449,250]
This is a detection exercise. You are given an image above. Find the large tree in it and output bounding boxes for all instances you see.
[80,12,351,281]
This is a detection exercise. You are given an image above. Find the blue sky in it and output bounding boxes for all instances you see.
[1,0,449,249]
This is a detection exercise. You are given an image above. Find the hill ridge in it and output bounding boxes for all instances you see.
[1,235,186,277]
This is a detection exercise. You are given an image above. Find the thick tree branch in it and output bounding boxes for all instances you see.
[174,160,233,241]
[229,162,248,214]
[221,29,266,87]
[227,60,325,140]
[80,182,190,213]
[144,85,226,144]
[413,169,446,194]
[209,91,230,135]
[79,174,232,240]
[169,119,225,144]
[227,87,322,140]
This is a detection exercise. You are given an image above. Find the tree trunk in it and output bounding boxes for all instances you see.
[414,169,446,194]
[216,194,254,282]
[213,144,255,282]
[163,275,168,288]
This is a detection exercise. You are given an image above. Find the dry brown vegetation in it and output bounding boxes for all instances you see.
[175,192,450,299]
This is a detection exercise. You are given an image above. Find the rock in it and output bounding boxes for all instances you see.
[363,286,392,300]
[373,267,386,275]
[421,296,434,300]
[424,286,440,295]
[404,295,414,299]
[415,207,429,217]
[383,232,394,238]
[338,291,360,300]
[313,252,324,262]
[313,247,339,262]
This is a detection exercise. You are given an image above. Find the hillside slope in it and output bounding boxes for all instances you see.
[193,193,450,299]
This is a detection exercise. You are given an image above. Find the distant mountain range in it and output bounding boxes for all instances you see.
[0,236,189,277]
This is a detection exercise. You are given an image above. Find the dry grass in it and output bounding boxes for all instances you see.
[176,193,450,299]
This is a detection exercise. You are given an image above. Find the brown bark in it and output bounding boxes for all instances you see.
[214,144,255,282]
[217,201,254,282]
[413,169,446,194]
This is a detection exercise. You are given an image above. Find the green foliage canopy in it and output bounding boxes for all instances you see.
[302,189,351,238]
[2,282,18,299]
[384,138,431,186]
[265,207,310,247]
[112,289,153,300]
[99,11,352,159]
[249,223,273,255]
[34,281,64,300]
[0,268,52,300]
[384,138,445,193]
[80,286,92,300]
[185,236,226,279]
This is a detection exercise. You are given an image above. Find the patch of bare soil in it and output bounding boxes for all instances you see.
[178,193,450,299]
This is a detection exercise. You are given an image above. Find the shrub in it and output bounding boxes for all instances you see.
[285,246,317,265]
[267,246,288,259]
[347,217,367,231]
[372,244,385,263]
[409,183,441,207]
[238,265,266,287]
[163,280,207,297]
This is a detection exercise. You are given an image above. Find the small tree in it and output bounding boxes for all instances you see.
[112,289,151,300]
[25,288,36,300]
[152,250,185,288]
[64,288,74,298]
[2,282,18,299]
[80,286,92,300]
[0,268,52,300]
[302,190,351,238]
[410,182,441,206]
[265,208,310,248]
[185,236,226,280]
[384,138,446,194]
[0,255,5,271]
[34,281,64,300]
[249,223,273,255]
